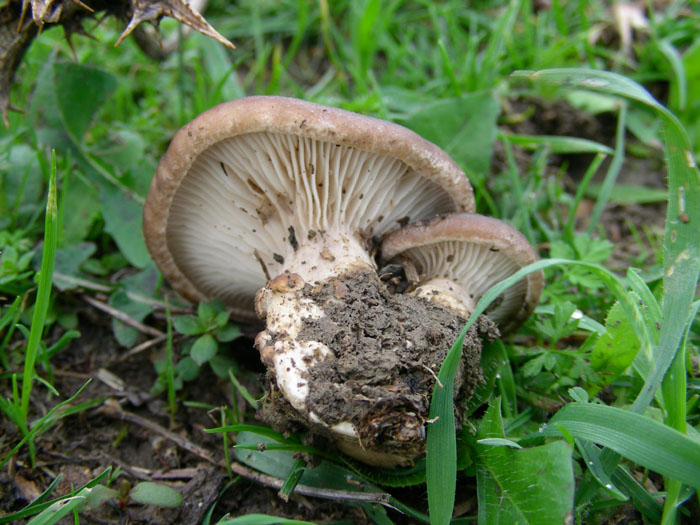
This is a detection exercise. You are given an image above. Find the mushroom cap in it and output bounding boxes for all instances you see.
[380,213,543,333]
[144,96,475,321]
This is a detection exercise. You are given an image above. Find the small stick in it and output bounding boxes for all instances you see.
[421,363,443,389]
[116,334,167,362]
[98,400,392,506]
[83,295,164,338]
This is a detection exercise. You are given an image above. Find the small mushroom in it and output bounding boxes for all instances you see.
[380,213,543,334]
[143,96,476,466]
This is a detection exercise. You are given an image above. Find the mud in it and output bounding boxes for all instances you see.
[285,271,497,455]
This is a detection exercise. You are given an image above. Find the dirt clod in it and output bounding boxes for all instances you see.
[262,270,497,458]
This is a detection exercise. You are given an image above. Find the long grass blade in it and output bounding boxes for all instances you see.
[20,151,59,422]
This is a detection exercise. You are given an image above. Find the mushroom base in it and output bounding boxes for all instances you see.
[259,270,498,466]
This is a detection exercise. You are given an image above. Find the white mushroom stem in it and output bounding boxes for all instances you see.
[412,278,475,318]
[254,230,373,440]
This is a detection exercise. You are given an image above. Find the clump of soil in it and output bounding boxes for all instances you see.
[264,270,497,457]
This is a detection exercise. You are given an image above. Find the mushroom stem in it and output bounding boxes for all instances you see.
[412,278,476,318]
[254,231,374,426]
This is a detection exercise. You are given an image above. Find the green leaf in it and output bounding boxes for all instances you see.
[52,242,96,291]
[21,151,59,422]
[109,290,151,347]
[129,482,182,508]
[83,485,119,510]
[173,315,204,336]
[100,183,150,269]
[216,324,241,342]
[216,515,314,525]
[175,356,201,382]
[26,495,86,525]
[198,301,218,325]
[589,301,640,394]
[60,175,99,246]
[476,400,574,525]
[504,134,613,154]
[233,433,378,493]
[585,183,667,204]
[399,92,500,180]
[426,330,463,525]
[54,62,118,140]
[191,334,218,366]
[476,438,522,449]
[540,403,700,489]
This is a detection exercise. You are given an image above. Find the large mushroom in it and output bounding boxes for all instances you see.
[380,213,544,334]
[143,96,483,466]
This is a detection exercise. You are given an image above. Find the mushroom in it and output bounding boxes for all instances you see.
[380,213,544,334]
[143,96,477,466]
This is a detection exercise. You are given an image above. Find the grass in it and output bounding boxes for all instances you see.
[1,0,699,523]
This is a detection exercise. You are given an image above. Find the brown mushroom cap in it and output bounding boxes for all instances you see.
[380,213,543,333]
[144,96,475,320]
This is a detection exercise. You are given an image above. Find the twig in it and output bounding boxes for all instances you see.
[98,400,392,506]
[99,399,218,463]
[421,363,443,389]
[83,295,164,338]
[116,334,167,362]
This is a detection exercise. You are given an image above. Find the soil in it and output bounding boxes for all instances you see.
[259,271,493,459]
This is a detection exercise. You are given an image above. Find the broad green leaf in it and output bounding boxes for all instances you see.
[476,399,574,525]
[83,485,119,510]
[108,264,160,346]
[54,62,118,140]
[3,144,43,220]
[129,482,183,508]
[217,324,241,342]
[540,403,700,489]
[60,175,99,246]
[399,92,500,180]
[191,334,218,365]
[233,432,382,493]
[100,183,150,268]
[175,356,200,381]
[173,315,204,336]
[589,301,640,394]
[98,130,146,173]
[52,242,96,291]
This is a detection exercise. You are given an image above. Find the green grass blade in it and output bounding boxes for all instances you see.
[216,515,314,525]
[540,403,700,489]
[504,134,613,154]
[205,424,288,442]
[20,151,59,422]
[586,103,627,235]
[426,329,464,525]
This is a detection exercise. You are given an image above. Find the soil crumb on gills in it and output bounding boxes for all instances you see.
[262,270,498,458]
